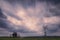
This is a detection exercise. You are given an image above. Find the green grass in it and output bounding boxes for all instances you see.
[0,37,60,40]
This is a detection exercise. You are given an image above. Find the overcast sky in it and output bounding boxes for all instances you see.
[0,0,60,37]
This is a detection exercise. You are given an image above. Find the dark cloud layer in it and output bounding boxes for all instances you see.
[0,19,7,28]
[0,9,7,18]
[5,0,60,4]
[0,8,7,29]
[47,24,59,33]
[5,0,35,7]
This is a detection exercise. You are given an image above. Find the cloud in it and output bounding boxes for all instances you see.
[43,16,60,24]
[0,0,60,36]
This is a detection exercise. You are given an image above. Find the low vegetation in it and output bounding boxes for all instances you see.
[0,37,60,40]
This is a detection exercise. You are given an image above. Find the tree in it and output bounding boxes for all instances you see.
[12,32,17,37]
[43,25,47,37]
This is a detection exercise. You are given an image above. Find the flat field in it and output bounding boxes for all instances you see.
[0,37,60,40]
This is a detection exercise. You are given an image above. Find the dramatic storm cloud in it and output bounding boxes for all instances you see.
[0,0,60,37]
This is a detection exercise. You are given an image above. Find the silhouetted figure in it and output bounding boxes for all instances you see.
[12,32,17,37]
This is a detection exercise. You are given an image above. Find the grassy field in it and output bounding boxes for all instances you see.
[0,37,60,40]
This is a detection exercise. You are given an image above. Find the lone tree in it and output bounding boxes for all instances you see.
[12,32,17,37]
[43,25,47,37]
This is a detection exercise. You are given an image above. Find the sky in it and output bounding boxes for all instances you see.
[0,0,60,37]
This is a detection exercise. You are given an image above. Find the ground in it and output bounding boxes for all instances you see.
[0,37,60,40]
